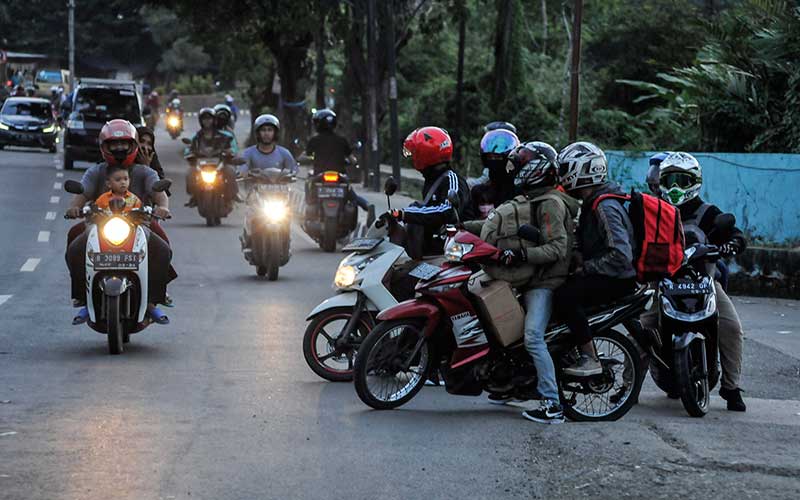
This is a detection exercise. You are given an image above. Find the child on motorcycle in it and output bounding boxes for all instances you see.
[95,164,142,213]
[465,142,580,424]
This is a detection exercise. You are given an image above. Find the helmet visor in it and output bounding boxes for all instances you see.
[660,171,698,189]
[402,145,412,158]
[480,130,518,155]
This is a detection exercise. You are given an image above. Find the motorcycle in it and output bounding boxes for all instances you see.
[182,138,242,227]
[302,170,358,252]
[646,214,734,417]
[240,167,295,280]
[165,111,183,140]
[63,178,171,355]
[303,177,426,381]
[353,215,652,421]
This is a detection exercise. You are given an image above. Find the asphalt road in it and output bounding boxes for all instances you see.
[1,119,798,500]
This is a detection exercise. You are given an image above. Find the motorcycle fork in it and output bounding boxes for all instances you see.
[335,293,367,349]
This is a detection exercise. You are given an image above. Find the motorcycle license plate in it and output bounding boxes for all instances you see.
[91,252,139,270]
[317,186,345,199]
[663,280,710,296]
[342,238,382,252]
[409,262,442,280]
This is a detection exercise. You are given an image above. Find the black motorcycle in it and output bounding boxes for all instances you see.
[303,170,358,252]
[645,214,735,417]
[183,139,242,227]
[240,168,295,280]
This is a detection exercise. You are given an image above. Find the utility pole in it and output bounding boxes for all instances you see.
[568,0,583,142]
[366,0,379,190]
[68,0,76,90]
[386,0,400,191]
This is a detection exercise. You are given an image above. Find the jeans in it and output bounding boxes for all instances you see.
[524,288,559,402]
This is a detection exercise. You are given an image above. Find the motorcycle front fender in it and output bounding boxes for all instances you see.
[99,276,130,297]
[673,331,706,352]
[306,292,378,321]
[377,299,441,338]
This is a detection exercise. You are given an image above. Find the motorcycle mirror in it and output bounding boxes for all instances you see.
[447,189,460,209]
[64,179,84,194]
[108,197,126,213]
[517,224,541,243]
[384,176,398,196]
[152,179,172,192]
[713,213,736,231]
[354,140,363,151]
[292,138,301,146]
[181,137,192,145]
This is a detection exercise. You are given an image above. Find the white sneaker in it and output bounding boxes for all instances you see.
[563,355,603,377]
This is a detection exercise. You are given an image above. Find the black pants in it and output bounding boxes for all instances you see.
[553,275,637,345]
[66,227,173,305]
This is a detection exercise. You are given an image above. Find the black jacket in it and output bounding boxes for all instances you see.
[679,197,747,252]
[578,183,637,279]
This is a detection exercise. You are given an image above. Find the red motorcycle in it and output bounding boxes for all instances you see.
[353,227,652,421]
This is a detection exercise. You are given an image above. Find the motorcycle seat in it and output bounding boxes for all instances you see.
[582,285,651,317]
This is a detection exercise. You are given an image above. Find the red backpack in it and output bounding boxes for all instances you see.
[592,190,684,282]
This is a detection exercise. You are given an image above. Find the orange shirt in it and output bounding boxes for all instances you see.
[95,190,142,213]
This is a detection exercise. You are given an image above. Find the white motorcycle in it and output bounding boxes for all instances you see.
[303,178,441,381]
[65,179,171,355]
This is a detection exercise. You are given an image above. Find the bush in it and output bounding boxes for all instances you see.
[172,74,216,95]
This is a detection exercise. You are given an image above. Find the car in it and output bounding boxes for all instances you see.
[33,69,71,99]
[0,97,59,153]
[62,78,144,170]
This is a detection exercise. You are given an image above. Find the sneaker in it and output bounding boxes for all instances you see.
[162,294,174,308]
[522,400,565,424]
[487,393,520,405]
[563,354,603,377]
[719,387,746,412]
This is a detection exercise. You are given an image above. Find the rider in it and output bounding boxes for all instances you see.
[381,126,472,259]
[185,107,239,207]
[553,142,638,377]
[655,152,747,411]
[65,119,173,325]
[213,103,237,138]
[225,94,239,123]
[467,141,580,424]
[299,108,370,212]
[470,127,521,218]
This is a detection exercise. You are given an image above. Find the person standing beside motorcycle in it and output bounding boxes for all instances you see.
[553,142,637,377]
[382,126,472,259]
[65,120,173,325]
[466,141,580,424]
[651,152,747,411]
[299,108,370,212]
[185,107,239,207]
[470,127,520,218]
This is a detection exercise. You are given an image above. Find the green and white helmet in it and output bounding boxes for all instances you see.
[659,152,702,206]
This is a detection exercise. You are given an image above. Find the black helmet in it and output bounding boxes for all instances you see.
[509,141,558,190]
[198,107,215,127]
[312,108,337,132]
[484,121,517,134]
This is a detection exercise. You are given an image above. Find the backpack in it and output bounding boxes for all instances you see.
[591,190,684,282]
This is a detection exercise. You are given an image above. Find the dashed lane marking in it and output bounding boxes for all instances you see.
[45,212,56,220]
[20,258,41,272]
[53,182,62,190]
[37,231,50,242]
[50,196,59,204]
[56,172,64,178]
[0,295,11,307]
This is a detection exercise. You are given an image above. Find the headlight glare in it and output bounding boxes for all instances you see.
[102,217,131,246]
[200,170,218,184]
[262,200,288,222]
[334,265,357,289]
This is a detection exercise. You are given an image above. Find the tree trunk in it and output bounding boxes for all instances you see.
[315,7,327,109]
[492,0,514,108]
[454,0,467,163]
[541,0,548,55]
[273,44,311,148]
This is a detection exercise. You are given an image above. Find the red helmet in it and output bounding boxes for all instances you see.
[403,126,453,171]
[99,119,139,167]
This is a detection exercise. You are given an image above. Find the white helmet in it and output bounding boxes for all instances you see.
[658,152,702,206]
[254,113,280,131]
[556,142,607,192]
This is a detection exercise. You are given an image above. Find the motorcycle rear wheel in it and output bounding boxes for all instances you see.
[676,340,709,417]
[106,296,124,355]
[560,329,642,422]
[321,217,337,253]
[354,319,432,409]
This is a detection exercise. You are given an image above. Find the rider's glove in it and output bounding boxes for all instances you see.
[499,249,525,267]
[719,241,739,257]
[381,209,403,222]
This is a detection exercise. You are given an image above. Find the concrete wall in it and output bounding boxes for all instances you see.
[606,151,800,244]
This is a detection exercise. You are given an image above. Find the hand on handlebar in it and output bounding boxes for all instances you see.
[719,242,738,257]
[152,206,172,220]
[376,210,403,228]
[65,207,82,219]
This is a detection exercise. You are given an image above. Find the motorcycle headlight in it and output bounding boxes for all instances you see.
[334,265,358,289]
[262,200,288,222]
[444,239,474,262]
[102,217,131,246]
[0,122,9,131]
[67,119,84,129]
[167,116,181,127]
[200,170,218,184]
[42,124,56,133]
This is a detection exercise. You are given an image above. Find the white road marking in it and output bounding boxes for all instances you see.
[0,431,17,437]
[53,182,62,190]
[0,295,11,307]
[56,165,63,170]
[37,231,50,242]
[45,212,56,220]
[50,196,60,204]
[291,223,318,247]
[20,258,41,272]
[56,172,64,178]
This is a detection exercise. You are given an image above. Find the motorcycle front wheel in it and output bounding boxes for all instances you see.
[106,296,124,355]
[675,340,709,417]
[354,319,432,409]
[303,307,373,382]
[560,329,643,422]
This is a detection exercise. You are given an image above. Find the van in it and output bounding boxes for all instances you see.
[34,69,70,98]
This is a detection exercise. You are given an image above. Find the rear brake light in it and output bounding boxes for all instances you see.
[323,171,340,183]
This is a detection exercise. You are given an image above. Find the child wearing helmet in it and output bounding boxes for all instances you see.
[652,152,748,411]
